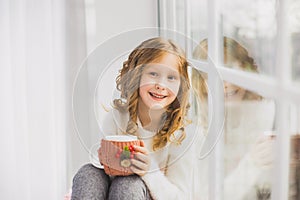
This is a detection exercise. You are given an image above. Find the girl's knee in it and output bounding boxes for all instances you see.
[73,163,109,185]
[113,175,144,186]
[72,164,110,200]
[109,175,149,199]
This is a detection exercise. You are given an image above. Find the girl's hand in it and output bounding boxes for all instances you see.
[131,140,151,176]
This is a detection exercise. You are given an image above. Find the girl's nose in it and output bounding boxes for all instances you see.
[155,83,165,90]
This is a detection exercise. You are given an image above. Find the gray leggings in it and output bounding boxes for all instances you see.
[71,164,152,200]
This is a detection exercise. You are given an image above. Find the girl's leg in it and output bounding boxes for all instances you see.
[108,175,152,200]
[71,164,110,200]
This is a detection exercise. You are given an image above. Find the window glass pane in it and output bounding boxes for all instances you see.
[190,0,208,52]
[220,0,277,76]
[161,0,185,34]
[291,33,300,82]
[174,0,185,34]
[192,36,262,77]
[190,68,277,199]
[173,0,208,54]
[290,0,300,82]
[223,101,300,200]
[224,90,275,199]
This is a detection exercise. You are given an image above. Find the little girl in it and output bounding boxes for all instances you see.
[71,37,198,200]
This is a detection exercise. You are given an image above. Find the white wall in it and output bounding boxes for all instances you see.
[86,0,158,52]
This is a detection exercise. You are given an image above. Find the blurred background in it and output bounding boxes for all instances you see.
[1,0,299,199]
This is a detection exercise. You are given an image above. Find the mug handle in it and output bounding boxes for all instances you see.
[89,142,104,169]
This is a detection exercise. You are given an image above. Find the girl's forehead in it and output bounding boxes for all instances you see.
[147,53,180,72]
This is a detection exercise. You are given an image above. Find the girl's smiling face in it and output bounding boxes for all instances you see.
[139,53,181,110]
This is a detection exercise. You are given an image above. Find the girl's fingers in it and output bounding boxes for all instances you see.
[133,145,149,155]
[134,152,149,163]
[131,159,148,171]
[131,165,147,176]
[140,140,145,147]
[131,141,150,175]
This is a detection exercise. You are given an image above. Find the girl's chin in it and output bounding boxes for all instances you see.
[149,104,165,110]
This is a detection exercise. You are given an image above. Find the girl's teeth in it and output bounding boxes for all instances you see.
[152,93,164,98]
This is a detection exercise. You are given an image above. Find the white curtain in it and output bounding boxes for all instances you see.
[0,0,87,199]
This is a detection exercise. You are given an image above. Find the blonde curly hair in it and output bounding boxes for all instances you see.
[114,37,190,150]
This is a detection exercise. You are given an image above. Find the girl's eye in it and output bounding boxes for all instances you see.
[168,75,177,81]
[149,72,158,77]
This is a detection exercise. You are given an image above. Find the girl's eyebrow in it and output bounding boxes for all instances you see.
[144,63,179,74]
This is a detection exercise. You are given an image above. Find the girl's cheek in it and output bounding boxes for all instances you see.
[168,82,180,95]
[140,77,155,87]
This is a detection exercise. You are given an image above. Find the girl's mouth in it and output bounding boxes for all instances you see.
[149,92,166,99]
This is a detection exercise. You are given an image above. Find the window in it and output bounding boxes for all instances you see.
[159,0,300,199]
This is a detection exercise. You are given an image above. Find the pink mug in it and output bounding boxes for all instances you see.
[98,135,142,176]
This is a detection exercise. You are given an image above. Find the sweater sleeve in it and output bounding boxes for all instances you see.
[90,110,118,168]
[141,130,196,200]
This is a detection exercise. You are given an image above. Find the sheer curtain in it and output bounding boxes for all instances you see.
[0,0,87,199]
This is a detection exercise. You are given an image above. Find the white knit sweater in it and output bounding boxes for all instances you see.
[91,108,204,200]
